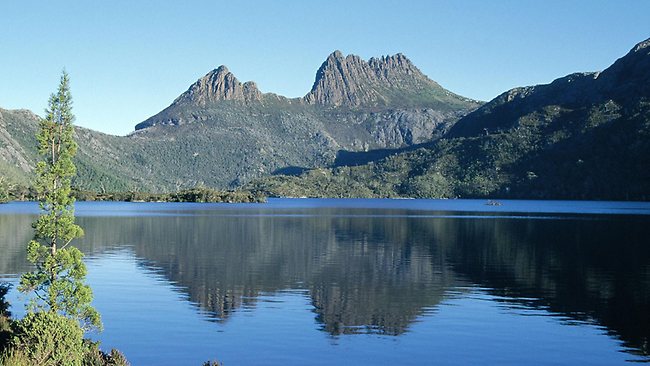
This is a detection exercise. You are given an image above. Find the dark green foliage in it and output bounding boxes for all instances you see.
[4,185,37,202]
[71,187,266,203]
[167,187,266,203]
[5,314,129,366]
[82,342,130,366]
[10,311,85,366]
[251,102,650,200]
[0,284,10,318]
[0,284,11,354]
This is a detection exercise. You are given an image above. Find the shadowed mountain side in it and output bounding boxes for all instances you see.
[251,38,650,200]
[449,38,650,138]
[333,141,431,168]
[1,104,467,191]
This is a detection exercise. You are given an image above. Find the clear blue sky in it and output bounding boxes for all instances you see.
[1,1,648,136]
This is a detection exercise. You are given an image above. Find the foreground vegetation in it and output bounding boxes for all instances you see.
[0,73,131,365]
[73,187,266,203]
[1,283,128,366]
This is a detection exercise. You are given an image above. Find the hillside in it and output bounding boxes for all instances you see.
[0,52,480,192]
[249,38,650,200]
[0,108,157,192]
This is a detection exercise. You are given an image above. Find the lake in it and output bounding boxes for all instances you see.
[1,199,649,365]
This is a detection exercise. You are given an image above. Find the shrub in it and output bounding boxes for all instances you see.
[11,311,85,366]
[81,341,130,366]
[0,347,31,366]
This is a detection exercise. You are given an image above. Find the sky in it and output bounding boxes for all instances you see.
[1,1,648,136]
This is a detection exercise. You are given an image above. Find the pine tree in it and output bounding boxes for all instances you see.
[18,71,101,330]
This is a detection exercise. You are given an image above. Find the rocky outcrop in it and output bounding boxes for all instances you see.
[173,66,263,106]
[303,51,461,108]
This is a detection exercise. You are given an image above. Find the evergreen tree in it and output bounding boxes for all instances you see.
[18,71,101,330]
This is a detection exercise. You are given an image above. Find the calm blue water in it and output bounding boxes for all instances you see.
[1,199,649,365]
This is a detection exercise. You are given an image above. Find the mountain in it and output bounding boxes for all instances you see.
[0,107,158,192]
[135,51,478,131]
[448,38,650,138]
[0,51,480,192]
[0,109,40,186]
[126,51,479,189]
[250,38,650,200]
[304,51,473,109]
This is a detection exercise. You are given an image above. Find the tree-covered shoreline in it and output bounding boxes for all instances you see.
[0,185,266,204]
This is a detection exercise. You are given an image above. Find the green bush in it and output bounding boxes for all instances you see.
[11,311,85,366]
[82,341,130,366]
[0,348,31,366]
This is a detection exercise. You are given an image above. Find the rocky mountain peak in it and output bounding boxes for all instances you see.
[328,50,344,61]
[174,66,262,106]
[304,51,377,106]
[304,51,446,107]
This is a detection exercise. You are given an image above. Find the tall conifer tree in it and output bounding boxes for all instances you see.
[18,71,101,330]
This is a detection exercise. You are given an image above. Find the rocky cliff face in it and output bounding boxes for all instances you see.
[138,50,478,127]
[303,51,471,109]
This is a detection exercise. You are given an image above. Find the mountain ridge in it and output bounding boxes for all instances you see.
[135,50,478,131]
[449,37,650,138]
[5,37,648,199]
[249,37,650,200]
[304,51,459,107]
[3,50,480,192]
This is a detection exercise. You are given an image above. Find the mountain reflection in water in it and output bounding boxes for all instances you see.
[0,201,648,360]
